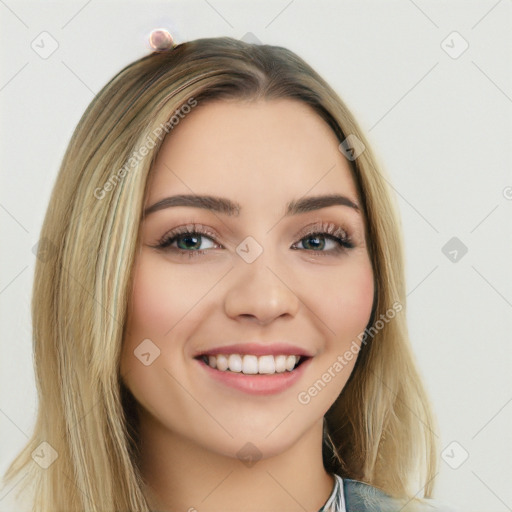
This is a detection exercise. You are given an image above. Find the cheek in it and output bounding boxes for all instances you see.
[121,253,220,383]
[124,254,213,343]
[120,255,205,420]
[297,259,374,411]
[336,263,374,328]
[307,257,374,340]
[121,256,183,379]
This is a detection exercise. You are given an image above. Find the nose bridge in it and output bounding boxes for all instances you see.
[223,235,300,324]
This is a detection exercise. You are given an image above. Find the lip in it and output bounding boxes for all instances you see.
[195,355,313,395]
[193,342,314,358]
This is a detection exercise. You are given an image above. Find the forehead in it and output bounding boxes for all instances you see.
[146,99,359,211]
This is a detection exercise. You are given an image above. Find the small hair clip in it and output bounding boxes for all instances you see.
[148,28,175,52]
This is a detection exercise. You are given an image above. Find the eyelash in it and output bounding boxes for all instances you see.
[152,222,355,258]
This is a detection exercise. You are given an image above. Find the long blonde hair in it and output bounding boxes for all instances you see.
[2,36,438,511]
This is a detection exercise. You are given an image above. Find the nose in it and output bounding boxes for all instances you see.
[223,253,300,326]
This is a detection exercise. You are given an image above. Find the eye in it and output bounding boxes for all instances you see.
[291,221,354,256]
[151,223,219,258]
[150,221,355,258]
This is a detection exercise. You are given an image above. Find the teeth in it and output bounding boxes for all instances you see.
[258,355,275,374]
[274,355,287,373]
[216,354,229,371]
[242,355,258,374]
[228,354,242,372]
[202,354,302,374]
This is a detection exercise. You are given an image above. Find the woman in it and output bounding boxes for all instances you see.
[2,34,454,511]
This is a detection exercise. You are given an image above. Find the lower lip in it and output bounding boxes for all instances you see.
[195,357,312,396]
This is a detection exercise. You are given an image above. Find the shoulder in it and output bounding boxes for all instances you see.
[343,478,460,512]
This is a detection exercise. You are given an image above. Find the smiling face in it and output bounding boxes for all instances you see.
[120,98,374,462]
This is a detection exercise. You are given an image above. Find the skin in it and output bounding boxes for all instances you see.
[120,98,375,512]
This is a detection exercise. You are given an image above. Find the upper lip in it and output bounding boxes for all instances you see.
[194,342,314,358]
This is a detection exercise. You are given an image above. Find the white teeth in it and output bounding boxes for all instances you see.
[274,355,287,373]
[202,354,302,374]
[242,355,258,374]
[285,355,297,371]
[258,355,275,374]
[228,354,242,372]
[216,354,229,371]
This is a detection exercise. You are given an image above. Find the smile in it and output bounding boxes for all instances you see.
[198,354,306,375]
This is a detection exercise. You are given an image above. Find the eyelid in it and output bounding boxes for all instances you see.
[156,221,353,247]
[293,220,351,242]
[157,223,220,245]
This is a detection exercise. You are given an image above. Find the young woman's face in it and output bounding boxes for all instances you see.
[121,98,374,460]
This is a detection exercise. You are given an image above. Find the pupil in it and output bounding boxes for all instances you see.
[304,236,324,250]
[178,235,200,250]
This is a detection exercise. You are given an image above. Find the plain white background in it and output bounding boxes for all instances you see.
[1,1,511,511]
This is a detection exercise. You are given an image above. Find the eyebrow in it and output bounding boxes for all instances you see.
[143,193,360,217]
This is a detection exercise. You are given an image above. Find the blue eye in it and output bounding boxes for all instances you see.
[164,232,216,252]
[153,222,354,258]
[293,231,353,253]
[153,224,219,258]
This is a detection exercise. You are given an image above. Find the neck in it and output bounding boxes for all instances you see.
[137,410,335,512]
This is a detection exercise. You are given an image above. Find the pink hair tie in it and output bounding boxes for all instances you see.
[148,28,175,52]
